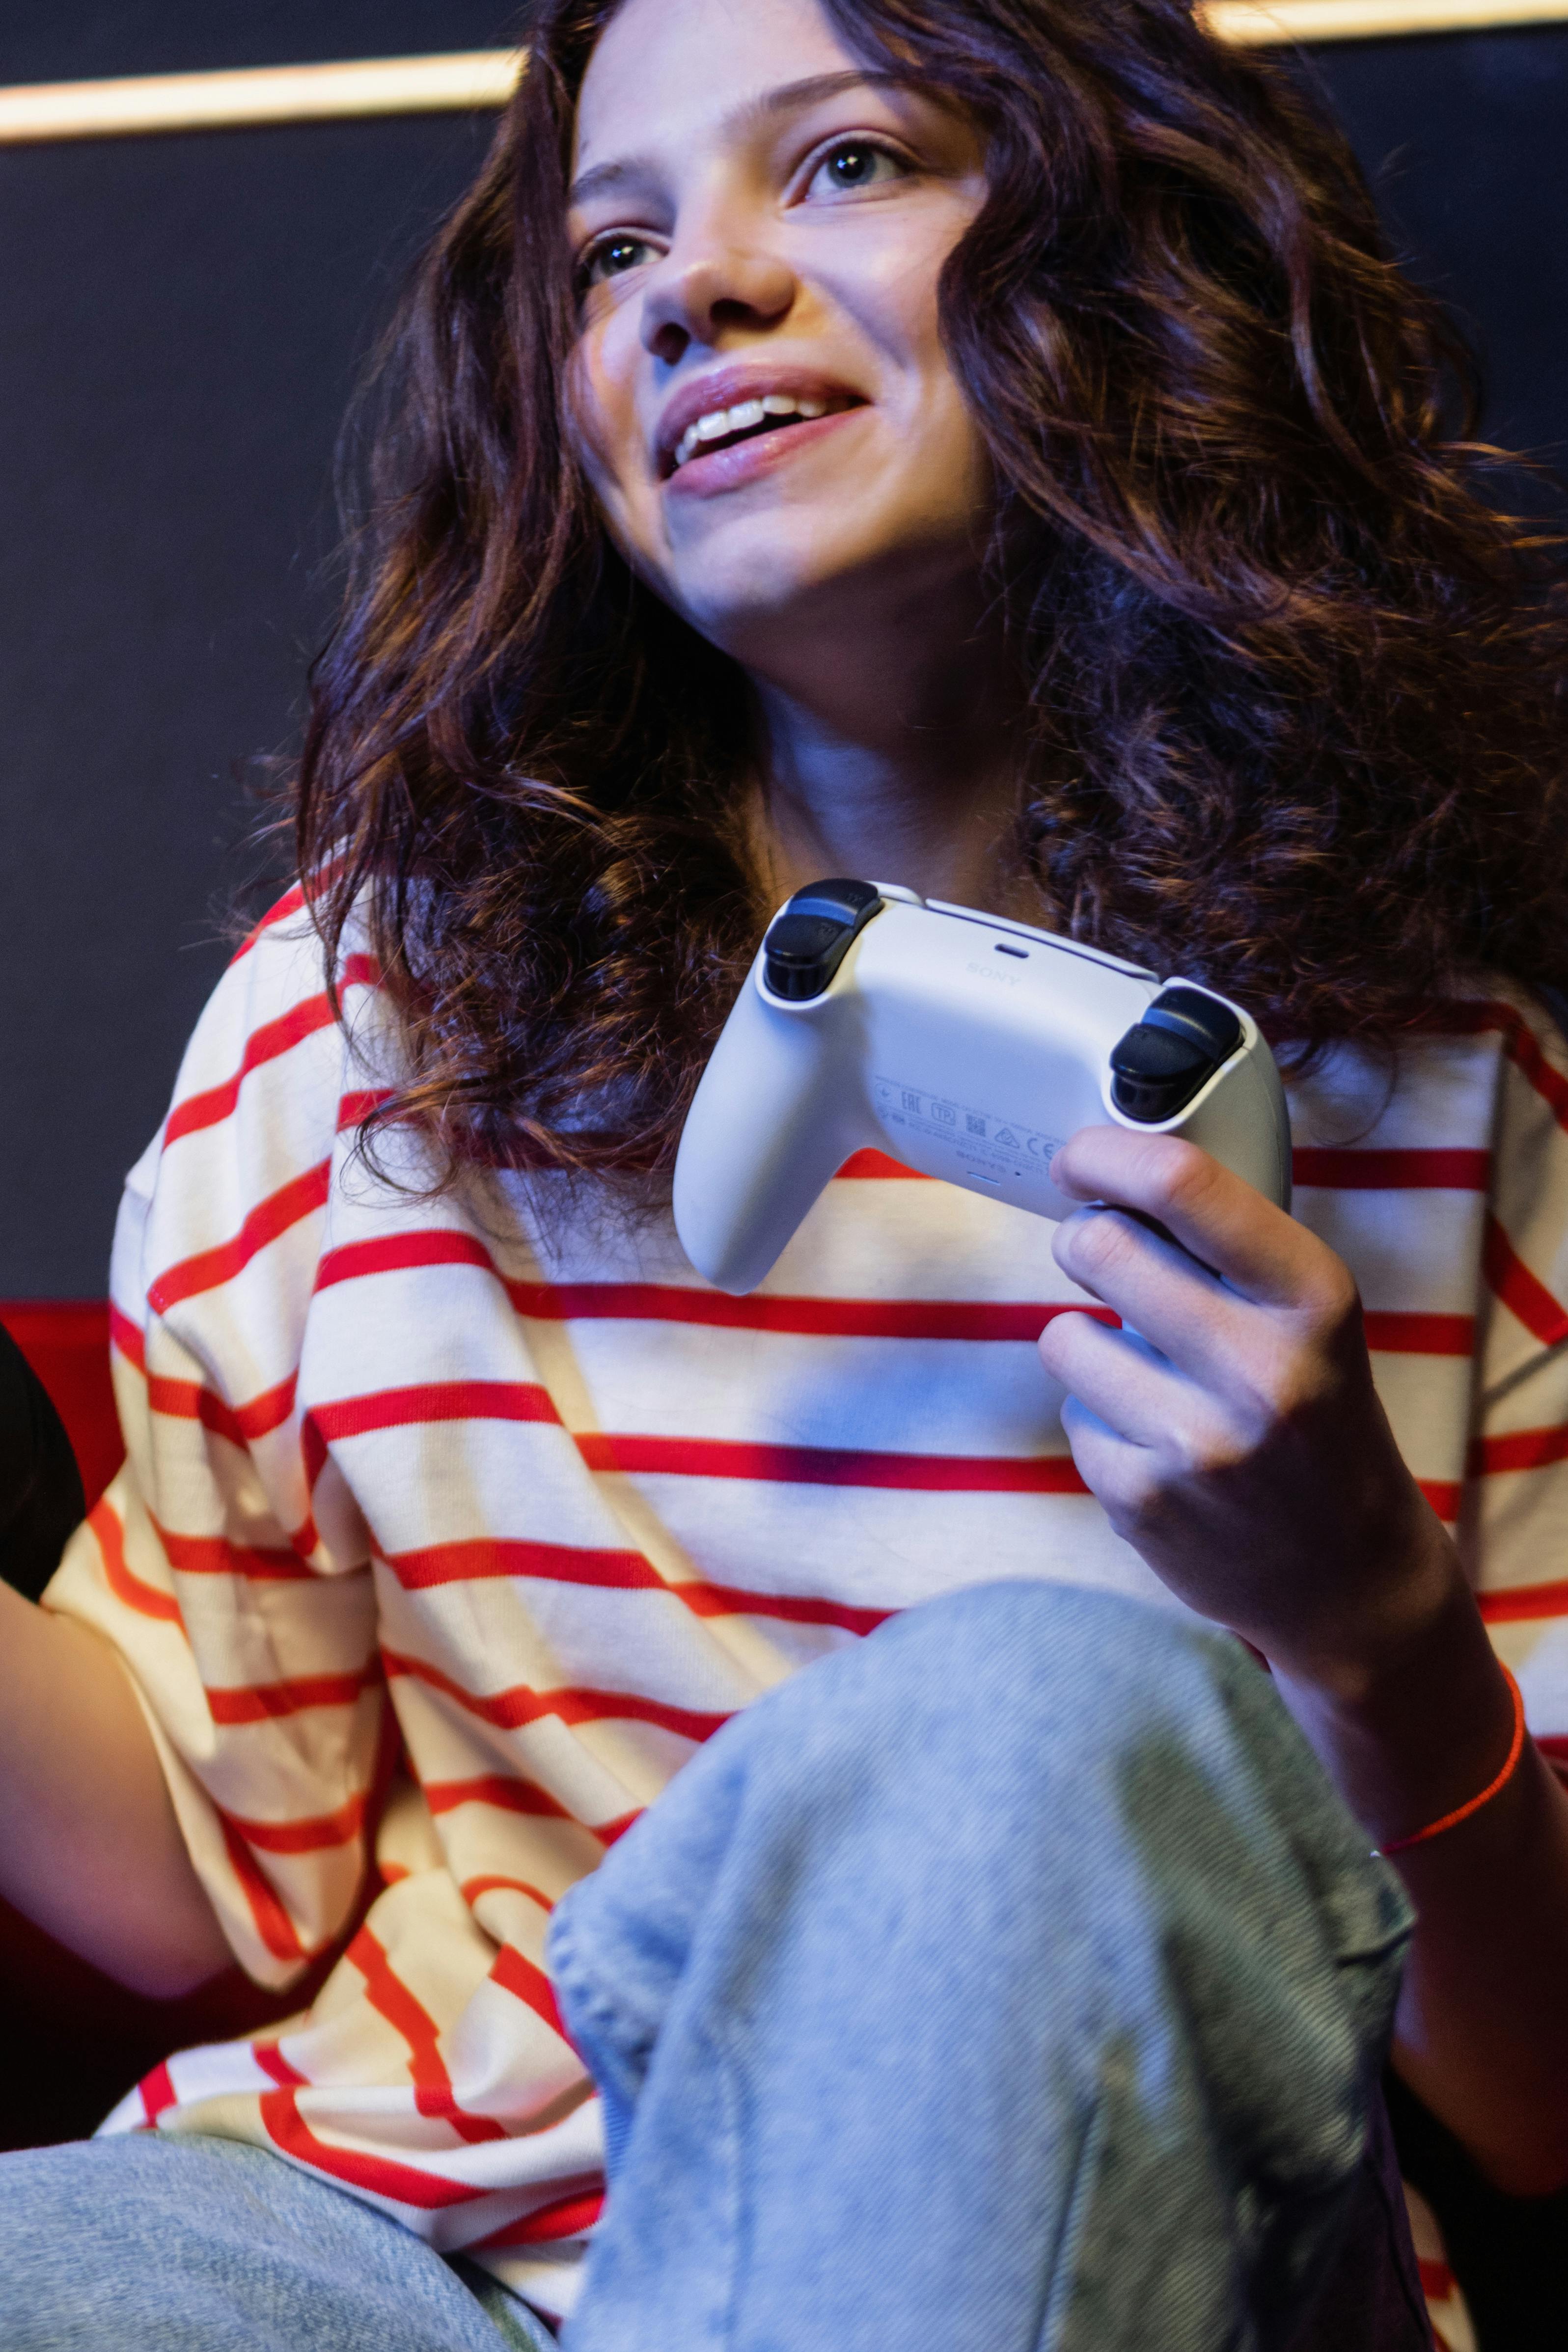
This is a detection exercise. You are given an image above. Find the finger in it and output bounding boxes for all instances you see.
[1050,1124,1325,1310]
[1056,1393,1159,1530]
[1041,1305,1231,1456]
[1050,1205,1272,1396]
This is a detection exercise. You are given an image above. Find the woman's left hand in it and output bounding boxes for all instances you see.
[1038,1123,1459,1687]
[1042,1128,1568,2198]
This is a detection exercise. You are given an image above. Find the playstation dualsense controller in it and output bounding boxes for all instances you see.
[673,880,1291,1294]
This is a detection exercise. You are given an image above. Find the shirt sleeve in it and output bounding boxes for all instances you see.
[1458,988,1568,1751]
[43,894,389,1988]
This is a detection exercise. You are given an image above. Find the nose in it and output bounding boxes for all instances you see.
[640,227,796,366]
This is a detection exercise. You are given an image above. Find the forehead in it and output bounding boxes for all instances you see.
[573,0,860,176]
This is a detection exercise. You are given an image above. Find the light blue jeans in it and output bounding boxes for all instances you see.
[1,1584,1426,2350]
[551,1582,1425,2351]
[0,2130,556,2350]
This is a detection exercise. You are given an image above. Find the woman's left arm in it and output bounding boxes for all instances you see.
[1039,1125,1568,2197]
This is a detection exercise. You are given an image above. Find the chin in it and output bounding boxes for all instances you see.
[677,563,862,653]
[666,516,957,654]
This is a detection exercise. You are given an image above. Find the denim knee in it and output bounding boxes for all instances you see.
[764,1576,1253,1789]
[0,2134,535,2352]
[550,1581,1413,2352]
[822,1581,1404,1968]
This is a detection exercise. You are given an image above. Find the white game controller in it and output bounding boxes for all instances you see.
[674,880,1292,1294]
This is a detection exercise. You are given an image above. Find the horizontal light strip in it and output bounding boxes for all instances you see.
[0,51,524,146]
[1206,0,1568,40]
[0,5,1563,148]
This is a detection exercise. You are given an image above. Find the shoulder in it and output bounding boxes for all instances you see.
[1284,980,1567,1163]
[157,884,388,1166]
[125,886,393,1326]
[1400,982,1568,1220]
[1458,981,1568,1378]
[1280,983,1567,1346]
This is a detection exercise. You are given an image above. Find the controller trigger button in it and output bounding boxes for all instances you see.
[762,878,884,1001]
[1110,1024,1215,1123]
[1109,986,1244,1123]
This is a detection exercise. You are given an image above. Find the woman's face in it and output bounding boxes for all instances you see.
[567,0,993,676]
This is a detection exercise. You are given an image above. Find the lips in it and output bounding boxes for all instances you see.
[655,367,867,482]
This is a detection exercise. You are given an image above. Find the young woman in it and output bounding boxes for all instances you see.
[4,0,1568,2344]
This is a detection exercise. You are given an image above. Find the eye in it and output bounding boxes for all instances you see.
[581,232,658,289]
[804,139,909,201]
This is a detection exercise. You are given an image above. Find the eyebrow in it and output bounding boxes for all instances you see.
[568,69,908,210]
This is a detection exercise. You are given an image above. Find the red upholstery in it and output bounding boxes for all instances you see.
[0,1300,122,1512]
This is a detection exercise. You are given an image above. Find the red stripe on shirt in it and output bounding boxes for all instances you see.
[310,1382,561,1445]
[1468,1423,1568,1477]
[508,1282,1117,1344]
[221,1789,368,1855]
[165,988,336,1147]
[110,1302,146,1372]
[462,1875,556,1912]
[310,1236,1479,1357]
[145,1368,301,1449]
[854,1137,1499,1190]
[1499,1003,1568,1130]
[230,883,306,963]
[1428,997,1568,1132]
[489,1943,568,2041]
[252,2039,309,2089]
[147,1161,332,1314]
[1418,1480,1462,1523]
[470,2186,606,2250]
[259,2089,484,2209]
[337,1089,396,1131]
[1477,1579,1568,1624]
[348,1925,508,2144]
[1362,1312,1475,1356]
[576,1430,1091,1495]
[318,1230,1118,1344]
[835,1150,927,1179]
[597,1809,644,1847]
[1482,1214,1568,1350]
[144,1374,239,1448]
[317,1230,496,1293]
[386,1537,894,1636]
[138,2059,179,2125]
[383,1645,731,1745]
[218,1814,308,1965]
[90,1497,182,1625]
[423,1774,576,1825]
[208,1666,381,1724]
[228,1371,301,1443]
[680,1578,894,1633]
[388,1538,659,1593]
[1292,1147,1491,1191]
[155,1521,315,1582]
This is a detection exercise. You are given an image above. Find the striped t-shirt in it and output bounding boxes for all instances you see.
[44,892,1568,2335]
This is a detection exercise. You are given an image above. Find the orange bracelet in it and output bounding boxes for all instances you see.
[1377,1667,1527,1858]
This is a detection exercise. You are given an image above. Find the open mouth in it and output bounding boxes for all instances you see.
[664,392,864,479]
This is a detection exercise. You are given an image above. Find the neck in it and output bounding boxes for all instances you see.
[742,593,1029,918]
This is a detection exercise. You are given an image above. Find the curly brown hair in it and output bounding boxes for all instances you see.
[297,0,1568,1181]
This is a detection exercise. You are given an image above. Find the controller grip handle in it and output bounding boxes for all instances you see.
[1175,1045,1293,1211]
[674,965,859,1293]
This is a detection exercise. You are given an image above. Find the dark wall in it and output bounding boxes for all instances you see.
[1309,29,1568,469]
[1,13,1566,1296]
[0,4,524,83]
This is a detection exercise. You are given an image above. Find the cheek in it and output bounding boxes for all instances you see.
[835,233,989,505]
[565,325,650,539]
[921,378,991,523]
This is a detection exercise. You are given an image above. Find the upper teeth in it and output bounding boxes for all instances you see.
[674,392,830,468]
